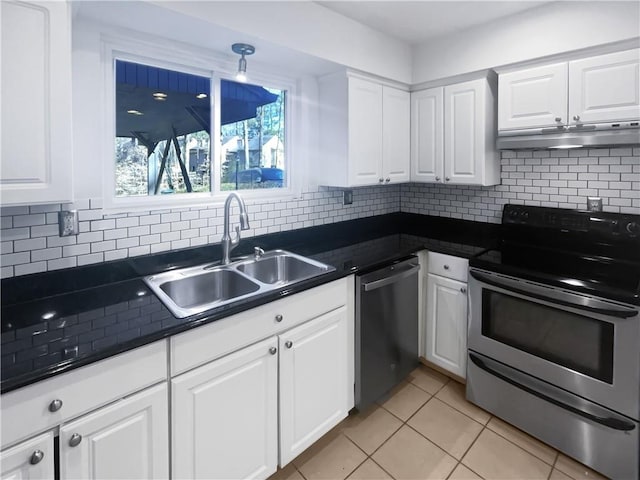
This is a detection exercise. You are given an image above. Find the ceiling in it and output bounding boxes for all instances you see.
[316,1,552,45]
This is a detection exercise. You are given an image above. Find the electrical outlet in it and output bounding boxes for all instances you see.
[58,210,78,236]
[343,190,353,205]
[587,197,603,212]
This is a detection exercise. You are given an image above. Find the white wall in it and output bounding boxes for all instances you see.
[153,1,413,84]
[412,1,640,84]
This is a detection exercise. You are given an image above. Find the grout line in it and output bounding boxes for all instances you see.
[485,420,559,467]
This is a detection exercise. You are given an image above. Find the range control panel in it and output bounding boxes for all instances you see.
[503,204,640,239]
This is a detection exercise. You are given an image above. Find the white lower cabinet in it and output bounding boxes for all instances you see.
[59,382,169,480]
[171,302,351,479]
[423,252,469,379]
[0,431,54,480]
[279,306,349,465]
[172,337,279,480]
[425,273,468,378]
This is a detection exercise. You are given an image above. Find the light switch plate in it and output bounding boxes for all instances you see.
[343,190,353,205]
[58,210,78,236]
[587,197,603,212]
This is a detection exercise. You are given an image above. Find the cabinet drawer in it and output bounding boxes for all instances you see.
[1,341,167,448]
[427,252,468,282]
[171,277,350,376]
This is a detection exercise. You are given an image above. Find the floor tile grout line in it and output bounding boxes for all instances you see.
[485,421,559,467]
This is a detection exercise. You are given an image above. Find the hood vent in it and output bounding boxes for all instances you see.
[497,123,640,150]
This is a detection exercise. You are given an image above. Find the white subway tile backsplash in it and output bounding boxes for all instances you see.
[1,148,636,278]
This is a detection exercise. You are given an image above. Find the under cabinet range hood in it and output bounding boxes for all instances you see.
[497,122,640,150]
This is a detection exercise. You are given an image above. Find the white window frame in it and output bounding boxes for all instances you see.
[101,35,300,213]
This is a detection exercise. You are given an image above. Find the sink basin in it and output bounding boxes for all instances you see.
[236,251,333,285]
[159,269,260,309]
[145,250,335,318]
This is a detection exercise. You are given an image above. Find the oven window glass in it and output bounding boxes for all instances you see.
[482,290,614,383]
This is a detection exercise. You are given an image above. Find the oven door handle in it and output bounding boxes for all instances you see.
[470,270,638,319]
[469,352,636,432]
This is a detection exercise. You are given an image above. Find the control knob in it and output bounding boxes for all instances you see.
[626,222,639,236]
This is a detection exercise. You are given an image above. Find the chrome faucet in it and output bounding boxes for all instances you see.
[221,192,250,264]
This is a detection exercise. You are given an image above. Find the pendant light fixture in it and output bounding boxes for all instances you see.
[232,43,255,83]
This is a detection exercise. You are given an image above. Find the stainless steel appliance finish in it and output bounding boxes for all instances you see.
[496,123,640,149]
[467,351,638,480]
[468,268,640,420]
[145,250,335,318]
[355,257,420,410]
[467,205,640,479]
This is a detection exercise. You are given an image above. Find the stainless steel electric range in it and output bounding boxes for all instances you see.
[467,204,640,480]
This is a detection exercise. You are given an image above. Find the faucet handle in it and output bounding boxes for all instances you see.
[231,225,241,247]
[254,247,265,259]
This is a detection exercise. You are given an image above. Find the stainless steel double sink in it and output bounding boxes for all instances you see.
[144,250,335,318]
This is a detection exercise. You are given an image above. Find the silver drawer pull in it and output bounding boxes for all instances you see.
[285,341,293,349]
[275,314,283,322]
[69,434,82,447]
[30,450,44,465]
[460,287,467,294]
[444,265,450,270]
[269,347,277,355]
[48,399,63,412]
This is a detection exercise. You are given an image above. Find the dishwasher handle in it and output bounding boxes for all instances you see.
[362,264,420,292]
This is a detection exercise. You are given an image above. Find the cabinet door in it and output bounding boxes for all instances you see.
[0,0,73,205]
[444,79,489,185]
[172,337,278,480]
[59,383,168,480]
[348,77,383,186]
[1,432,54,480]
[425,274,467,378]
[279,306,349,466]
[569,49,640,125]
[498,63,568,130]
[410,87,443,183]
[382,86,410,183]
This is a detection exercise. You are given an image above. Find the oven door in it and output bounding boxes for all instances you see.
[468,268,640,420]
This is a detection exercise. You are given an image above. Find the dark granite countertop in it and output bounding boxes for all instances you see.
[1,213,499,393]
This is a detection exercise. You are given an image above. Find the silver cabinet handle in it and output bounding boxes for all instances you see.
[435,176,440,181]
[555,117,562,122]
[30,450,44,465]
[460,287,467,294]
[269,347,277,355]
[445,177,450,182]
[573,115,580,121]
[378,178,384,183]
[69,434,82,447]
[285,341,293,349]
[385,178,390,183]
[48,399,63,412]
[275,314,283,322]
[444,265,450,270]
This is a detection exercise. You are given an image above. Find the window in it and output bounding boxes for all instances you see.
[112,58,289,207]
[115,60,211,197]
[219,79,286,191]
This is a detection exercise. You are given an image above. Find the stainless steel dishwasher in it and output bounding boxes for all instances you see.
[355,256,420,410]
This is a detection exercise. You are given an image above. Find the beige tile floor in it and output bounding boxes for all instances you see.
[269,365,609,480]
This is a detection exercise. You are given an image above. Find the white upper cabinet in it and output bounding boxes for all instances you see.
[318,72,410,187]
[411,87,443,183]
[569,49,640,125]
[382,86,411,183]
[348,77,384,185]
[498,48,640,132]
[0,0,73,205]
[411,77,499,186]
[498,63,568,130]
